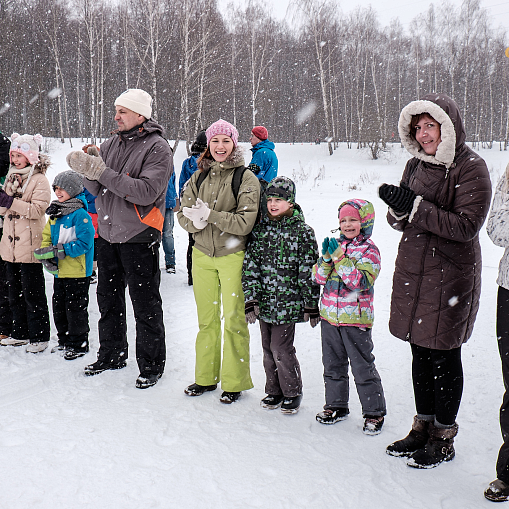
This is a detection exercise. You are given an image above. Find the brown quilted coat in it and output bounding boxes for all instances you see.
[387,93,492,350]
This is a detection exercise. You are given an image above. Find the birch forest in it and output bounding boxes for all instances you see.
[0,0,508,155]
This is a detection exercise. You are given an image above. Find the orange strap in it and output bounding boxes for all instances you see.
[134,205,164,232]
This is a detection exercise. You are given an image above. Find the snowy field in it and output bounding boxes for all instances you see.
[1,138,508,508]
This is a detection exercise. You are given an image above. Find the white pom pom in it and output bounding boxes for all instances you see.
[11,132,20,140]
[33,134,43,145]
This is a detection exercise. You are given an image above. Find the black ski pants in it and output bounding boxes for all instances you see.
[6,261,50,343]
[496,286,509,484]
[53,277,90,351]
[96,237,166,376]
[0,228,12,336]
[411,343,463,426]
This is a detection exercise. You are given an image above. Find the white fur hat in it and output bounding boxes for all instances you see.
[114,89,152,119]
[10,133,43,165]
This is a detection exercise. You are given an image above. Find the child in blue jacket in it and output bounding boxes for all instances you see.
[35,171,95,360]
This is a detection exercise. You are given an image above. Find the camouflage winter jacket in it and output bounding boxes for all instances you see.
[242,204,320,324]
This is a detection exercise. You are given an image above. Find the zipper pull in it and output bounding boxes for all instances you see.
[432,247,435,257]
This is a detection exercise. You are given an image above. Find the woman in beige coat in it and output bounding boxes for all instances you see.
[0,133,51,353]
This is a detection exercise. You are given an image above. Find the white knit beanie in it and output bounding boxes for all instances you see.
[114,89,152,119]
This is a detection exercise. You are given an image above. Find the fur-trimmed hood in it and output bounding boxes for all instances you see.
[198,146,245,172]
[398,93,466,169]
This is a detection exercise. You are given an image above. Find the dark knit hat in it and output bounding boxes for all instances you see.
[190,130,207,154]
[252,126,268,141]
[266,176,296,203]
[53,170,84,199]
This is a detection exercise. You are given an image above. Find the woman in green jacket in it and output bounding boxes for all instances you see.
[177,119,260,404]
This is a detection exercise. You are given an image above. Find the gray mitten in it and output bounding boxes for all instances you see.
[66,151,106,181]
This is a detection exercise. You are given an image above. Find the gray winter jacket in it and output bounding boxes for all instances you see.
[487,165,509,291]
[84,120,173,243]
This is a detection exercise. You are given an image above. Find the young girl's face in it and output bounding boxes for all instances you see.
[267,197,292,216]
[11,151,30,170]
[54,186,71,203]
[209,135,234,162]
[340,215,361,239]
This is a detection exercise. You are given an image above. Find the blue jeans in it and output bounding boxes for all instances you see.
[162,208,175,267]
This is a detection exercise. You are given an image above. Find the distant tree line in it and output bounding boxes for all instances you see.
[0,0,508,155]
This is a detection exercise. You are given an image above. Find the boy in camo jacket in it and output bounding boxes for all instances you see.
[242,176,320,415]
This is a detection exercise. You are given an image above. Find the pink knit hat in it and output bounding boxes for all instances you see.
[206,119,239,147]
[10,133,43,165]
[339,203,361,221]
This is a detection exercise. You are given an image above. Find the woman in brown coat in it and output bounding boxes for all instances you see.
[379,93,492,468]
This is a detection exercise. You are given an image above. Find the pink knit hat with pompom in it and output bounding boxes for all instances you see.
[10,133,43,165]
[205,119,239,147]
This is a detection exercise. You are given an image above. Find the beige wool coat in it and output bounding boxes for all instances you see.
[0,156,51,263]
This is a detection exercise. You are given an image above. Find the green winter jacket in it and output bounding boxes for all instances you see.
[242,204,320,324]
[177,147,260,257]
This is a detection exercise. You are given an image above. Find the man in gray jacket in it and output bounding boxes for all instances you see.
[67,89,173,389]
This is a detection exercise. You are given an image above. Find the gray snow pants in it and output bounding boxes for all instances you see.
[321,320,386,416]
[260,320,302,397]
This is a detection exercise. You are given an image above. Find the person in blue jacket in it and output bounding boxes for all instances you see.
[34,170,95,360]
[248,126,278,184]
[163,170,178,273]
[179,130,207,285]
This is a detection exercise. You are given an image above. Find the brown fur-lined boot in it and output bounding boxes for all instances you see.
[386,416,431,457]
[406,422,458,469]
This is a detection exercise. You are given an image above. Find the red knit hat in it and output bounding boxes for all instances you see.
[251,126,268,141]
[339,204,361,221]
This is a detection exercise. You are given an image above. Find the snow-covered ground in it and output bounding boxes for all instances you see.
[1,139,508,508]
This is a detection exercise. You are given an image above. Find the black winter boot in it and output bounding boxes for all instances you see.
[406,422,458,469]
[386,416,431,457]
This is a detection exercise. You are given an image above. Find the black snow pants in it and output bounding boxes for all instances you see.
[96,237,166,377]
[53,276,90,351]
[496,286,509,484]
[6,261,50,343]
[0,228,12,336]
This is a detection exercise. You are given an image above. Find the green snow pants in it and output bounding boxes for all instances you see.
[192,248,253,392]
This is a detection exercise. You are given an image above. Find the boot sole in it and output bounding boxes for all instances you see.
[184,386,217,396]
[261,402,283,409]
[84,362,127,376]
[281,406,300,415]
[406,451,455,469]
[386,449,414,458]
[316,415,349,425]
[485,491,509,502]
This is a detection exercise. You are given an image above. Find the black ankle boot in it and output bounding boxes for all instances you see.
[386,416,431,457]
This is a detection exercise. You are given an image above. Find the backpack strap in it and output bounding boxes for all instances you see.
[231,166,248,201]
[195,170,208,193]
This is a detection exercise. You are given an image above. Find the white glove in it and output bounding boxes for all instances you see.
[182,198,211,229]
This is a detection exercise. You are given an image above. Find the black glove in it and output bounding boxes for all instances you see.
[247,163,261,175]
[245,300,260,324]
[303,307,321,328]
[378,183,416,214]
[0,189,14,209]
